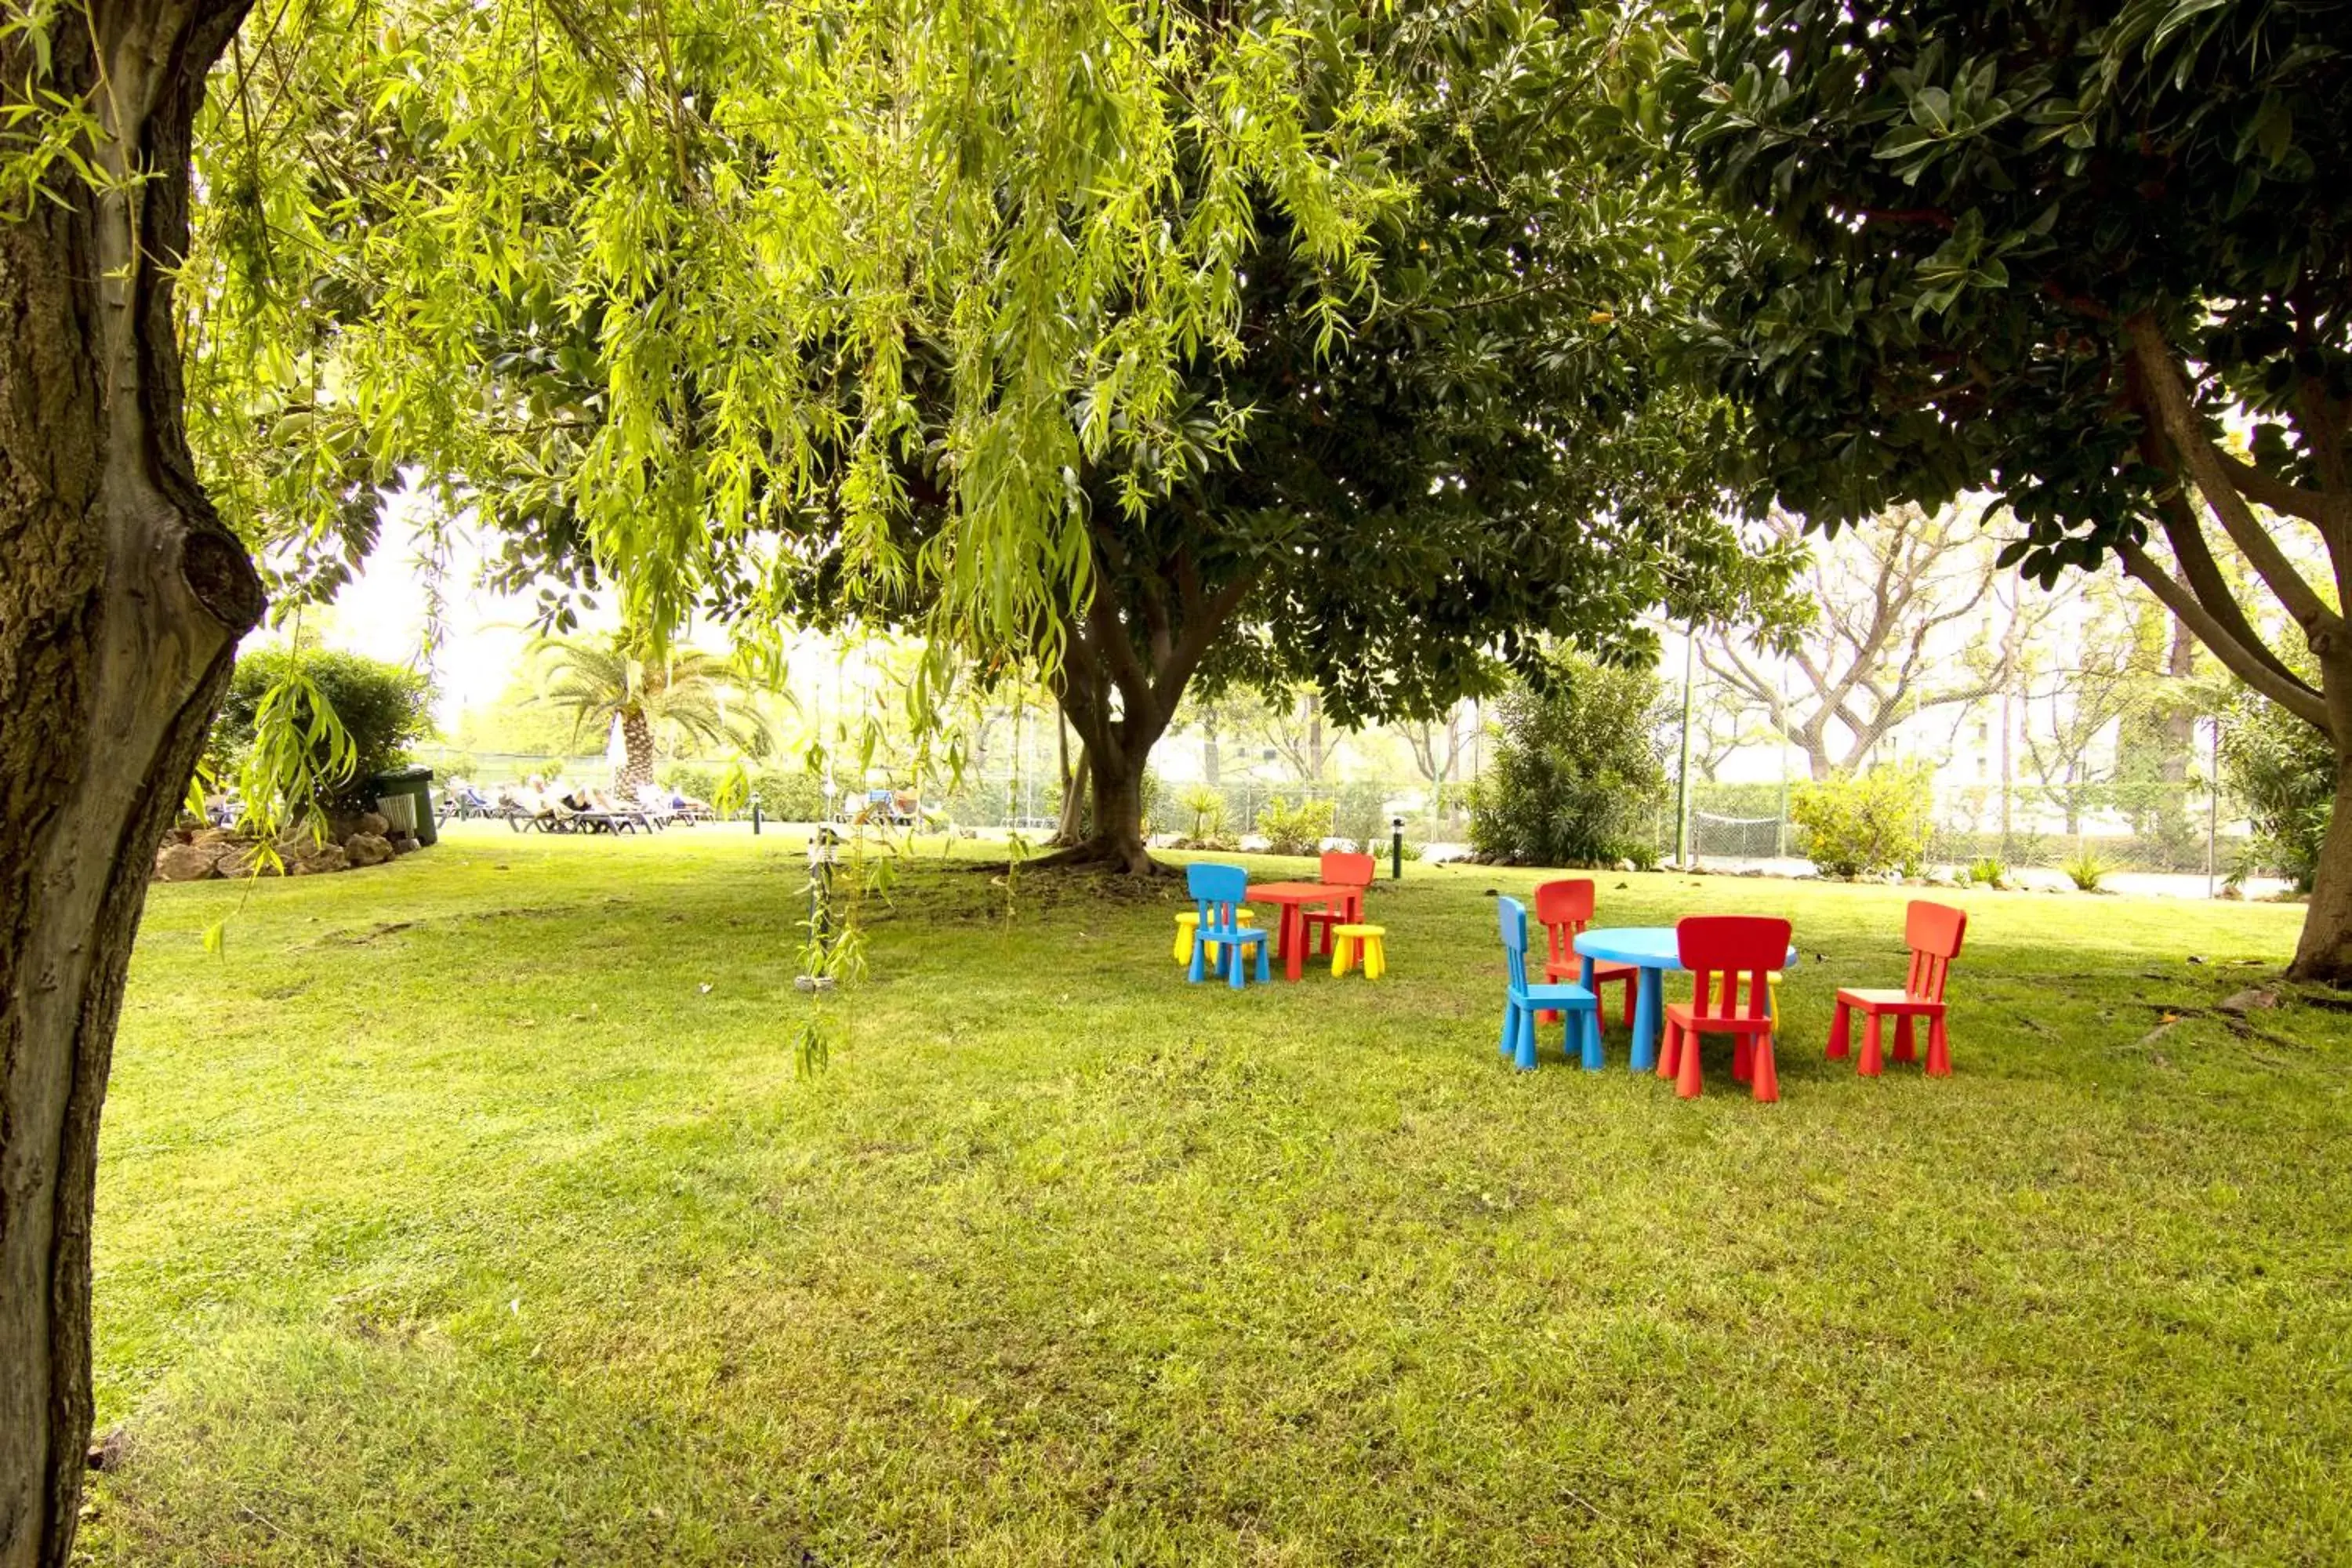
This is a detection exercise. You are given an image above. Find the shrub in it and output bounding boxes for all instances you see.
[2220,694,2335,891]
[1967,855,2008,889]
[1468,651,1666,866]
[1257,793,1334,856]
[1178,783,1229,842]
[2061,850,2111,891]
[209,647,435,811]
[753,768,831,821]
[1789,763,1933,879]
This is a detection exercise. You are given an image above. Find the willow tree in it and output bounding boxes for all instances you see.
[1663,0,2352,980]
[758,5,1796,869]
[0,2,1386,1560]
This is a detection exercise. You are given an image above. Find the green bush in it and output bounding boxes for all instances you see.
[1790,763,1933,879]
[2061,850,2111,891]
[209,647,435,811]
[1257,793,1334,856]
[2220,695,2335,891]
[1177,783,1230,843]
[1468,650,1666,866]
[753,768,830,821]
[1967,855,2008,889]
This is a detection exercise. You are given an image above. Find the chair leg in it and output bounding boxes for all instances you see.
[1751,1033,1779,1103]
[1188,935,1206,985]
[1893,1014,1917,1065]
[1229,939,1247,991]
[1657,1017,1680,1080]
[1500,1001,1518,1059]
[1581,1007,1603,1073]
[1827,1002,1851,1059]
[1367,938,1385,981]
[1926,1014,1951,1078]
[1332,935,1352,978]
[1254,939,1269,985]
[1859,1013,1884,1077]
[1514,1004,1538,1072]
[1675,1025,1704,1099]
[1621,982,1634,1030]
[1733,1034,1753,1084]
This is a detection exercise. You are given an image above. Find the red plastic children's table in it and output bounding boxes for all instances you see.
[1245,881,1348,982]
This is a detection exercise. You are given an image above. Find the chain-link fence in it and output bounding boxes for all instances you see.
[1642,650,2275,891]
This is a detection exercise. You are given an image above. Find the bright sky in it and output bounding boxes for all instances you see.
[271,488,619,730]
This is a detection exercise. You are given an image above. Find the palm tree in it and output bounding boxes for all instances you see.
[529,634,763,790]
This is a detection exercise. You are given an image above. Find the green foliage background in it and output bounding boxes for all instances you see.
[1468,651,1666,867]
[209,648,436,811]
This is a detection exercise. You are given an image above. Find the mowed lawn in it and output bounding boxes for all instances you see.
[86,828,2352,1565]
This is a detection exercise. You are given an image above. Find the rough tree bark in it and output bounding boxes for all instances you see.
[0,6,263,1566]
[615,707,656,792]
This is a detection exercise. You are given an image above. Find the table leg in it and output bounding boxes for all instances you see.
[1284,904,1306,982]
[1630,966,1662,1073]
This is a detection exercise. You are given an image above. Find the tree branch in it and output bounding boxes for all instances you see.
[2126,314,2339,637]
[2119,541,2332,736]
[2145,462,2311,695]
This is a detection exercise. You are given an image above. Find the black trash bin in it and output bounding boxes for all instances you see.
[368,764,437,848]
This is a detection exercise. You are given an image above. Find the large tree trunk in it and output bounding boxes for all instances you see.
[1029,670,1174,876]
[1029,727,1160,873]
[2289,755,2352,984]
[0,8,263,1566]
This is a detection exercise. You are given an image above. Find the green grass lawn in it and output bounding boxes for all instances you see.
[84,828,2352,1565]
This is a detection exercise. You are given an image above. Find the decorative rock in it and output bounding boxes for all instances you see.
[192,826,238,847]
[343,832,395,867]
[390,833,419,855]
[154,842,223,882]
[288,843,350,876]
[224,845,284,877]
[356,811,391,838]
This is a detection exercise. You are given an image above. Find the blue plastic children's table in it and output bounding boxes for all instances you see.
[1573,926,1798,1072]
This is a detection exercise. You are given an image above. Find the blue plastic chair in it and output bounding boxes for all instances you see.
[1497,896,1602,1071]
[1186,863,1271,990]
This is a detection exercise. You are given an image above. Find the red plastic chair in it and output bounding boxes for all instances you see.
[1828,901,1967,1077]
[1533,879,1637,1029]
[1303,851,1377,956]
[1660,916,1792,1102]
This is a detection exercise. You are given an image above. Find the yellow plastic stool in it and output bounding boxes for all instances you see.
[1331,923,1388,980]
[1174,908,1258,964]
[1767,970,1783,1019]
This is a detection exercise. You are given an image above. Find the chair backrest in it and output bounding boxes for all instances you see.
[1533,878,1597,964]
[1188,862,1249,928]
[1903,900,1968,1002]
[1321,851,1377,888]
[1675,915,1792,1021]
[1496,896,1534,991]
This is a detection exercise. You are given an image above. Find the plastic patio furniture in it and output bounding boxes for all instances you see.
[1246,877,1354,982]
[1301,851,1377,957]
[1828,900,1968,1077]
[1330,923,1387,979]
[1534,879,1637,1029]
[1496,896,1602,1072]
[1172,907,1259,964]
[1186,863,1271,990]
[1661,915,1796,1102]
